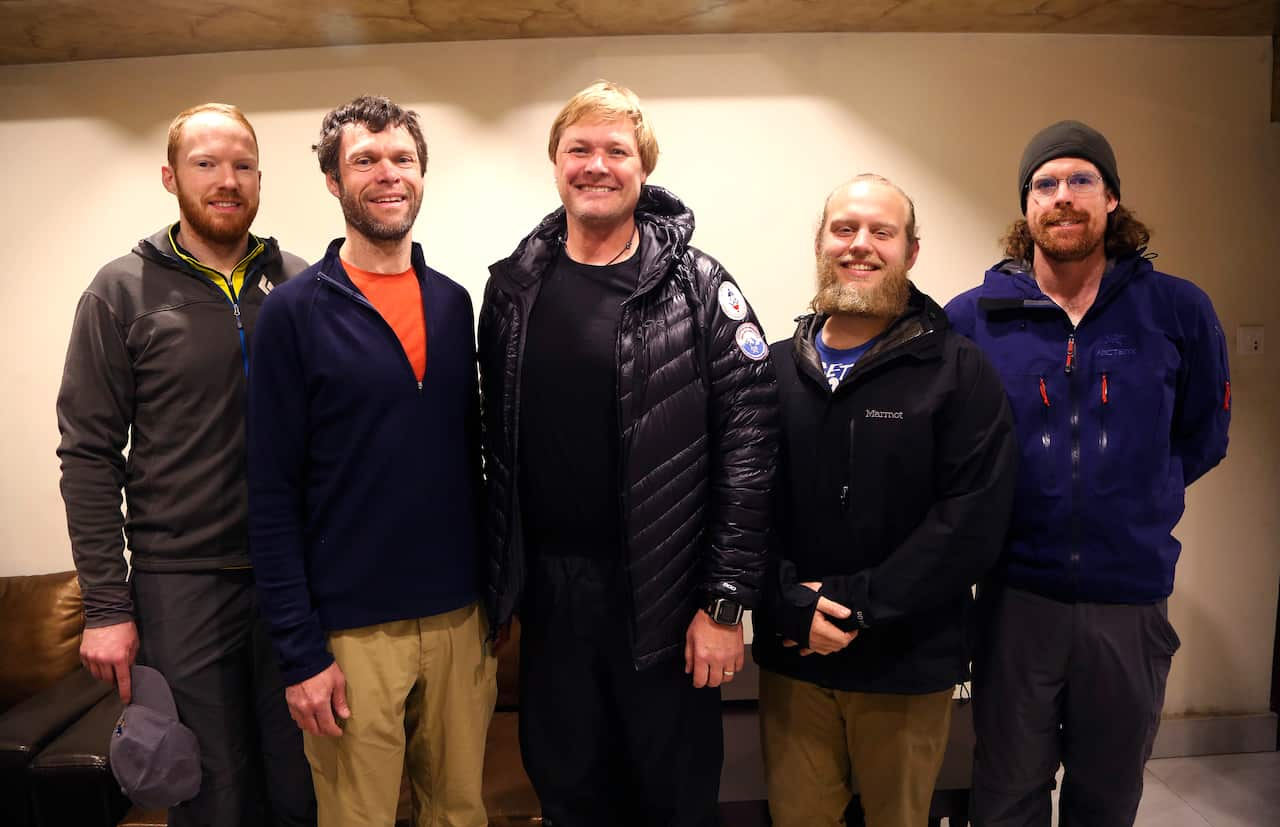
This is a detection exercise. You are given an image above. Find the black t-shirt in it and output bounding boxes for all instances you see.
[519,248,641,557]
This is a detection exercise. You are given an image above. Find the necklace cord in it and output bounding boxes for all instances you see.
[605,225,638,266]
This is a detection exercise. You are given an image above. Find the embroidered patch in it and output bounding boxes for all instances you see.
[718,281,749,321]
[735,323,768,361]
[258,278,274,296]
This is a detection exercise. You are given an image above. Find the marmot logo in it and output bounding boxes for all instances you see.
[865,409,904,419]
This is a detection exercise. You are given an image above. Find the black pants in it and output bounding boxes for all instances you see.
[132,569,316,827]
[518,554,723,827]
[971,584,1179,827]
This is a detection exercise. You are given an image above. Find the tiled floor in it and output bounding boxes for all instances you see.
[1043,751,1280,827]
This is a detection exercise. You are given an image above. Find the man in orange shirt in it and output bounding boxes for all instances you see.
[249,95,494,827]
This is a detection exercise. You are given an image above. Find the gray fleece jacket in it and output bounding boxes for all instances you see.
[56,226,306,626]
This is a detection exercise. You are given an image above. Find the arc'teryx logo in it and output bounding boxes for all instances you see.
[865,409,904,420]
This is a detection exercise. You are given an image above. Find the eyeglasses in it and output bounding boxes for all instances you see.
[1027,171,1104,202]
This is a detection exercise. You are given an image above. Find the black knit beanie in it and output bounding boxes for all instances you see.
[1018,120,1120,214]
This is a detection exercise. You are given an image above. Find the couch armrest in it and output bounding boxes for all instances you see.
[29,688,123,774]
[29,690,130,827]
[0,666,111,771]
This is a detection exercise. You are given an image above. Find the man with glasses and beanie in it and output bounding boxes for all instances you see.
[478,80,777,826]
[946,120,1231,826]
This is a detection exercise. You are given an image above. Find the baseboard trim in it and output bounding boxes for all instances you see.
[1152,712,1278,758]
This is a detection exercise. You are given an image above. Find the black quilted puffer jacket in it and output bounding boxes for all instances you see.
[478,186,779,669]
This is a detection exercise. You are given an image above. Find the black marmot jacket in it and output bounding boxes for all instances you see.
[478,186,778,669]
[754,287,1017,693]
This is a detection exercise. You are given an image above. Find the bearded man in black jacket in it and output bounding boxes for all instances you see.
[478,80,777,827]
[754,175,1017,827]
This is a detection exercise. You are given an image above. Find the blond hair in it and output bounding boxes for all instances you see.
[547,80,659,174]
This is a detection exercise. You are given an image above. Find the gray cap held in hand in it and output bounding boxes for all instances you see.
[109,665,202,810]
[1018,120,1120,214]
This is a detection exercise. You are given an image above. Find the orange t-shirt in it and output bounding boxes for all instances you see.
[342,259,427,381]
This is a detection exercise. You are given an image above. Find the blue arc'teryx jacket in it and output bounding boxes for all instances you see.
[945,252,1230,604]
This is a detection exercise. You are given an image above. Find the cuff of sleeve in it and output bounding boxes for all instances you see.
[820,578,872,630]
[281,650,336,687]
[82,585,134,628]
[705,580,755,611]
[83,610,134,629]
[273,612,336,686]
[777,581,820,648]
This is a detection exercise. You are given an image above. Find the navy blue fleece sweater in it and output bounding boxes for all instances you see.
[248,239,482,685]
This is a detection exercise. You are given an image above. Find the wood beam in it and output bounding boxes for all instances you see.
[1273,35,1279,122]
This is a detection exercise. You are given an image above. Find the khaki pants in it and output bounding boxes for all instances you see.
[759,670,953,827]
[304,602,497,827]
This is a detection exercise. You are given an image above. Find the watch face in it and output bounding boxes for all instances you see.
[710,598,742,625]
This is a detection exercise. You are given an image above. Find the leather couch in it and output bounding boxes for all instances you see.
[0,570,130,827]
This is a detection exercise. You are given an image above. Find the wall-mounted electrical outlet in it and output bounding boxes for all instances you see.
[1237,325,1264,355]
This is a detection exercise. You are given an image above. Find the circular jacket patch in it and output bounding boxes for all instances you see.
[717,281,750,321]
[735,323,769,361]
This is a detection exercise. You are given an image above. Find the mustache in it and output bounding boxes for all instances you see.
[1039,207,1089,226]
[837,256,884,268]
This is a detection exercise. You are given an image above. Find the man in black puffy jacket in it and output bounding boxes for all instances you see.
[478,80,778,826]
[754,175,1017,827]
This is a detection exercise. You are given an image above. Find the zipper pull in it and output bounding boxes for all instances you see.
[1064,333,1075,375]
[840,485,849,508]
[232,302,243,330]
[1101,372,1109,405]
[1039,376,1050,407]
[1223,380,1231,411]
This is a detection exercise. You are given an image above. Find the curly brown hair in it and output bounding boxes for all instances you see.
[313,95,428,180]
[1001,203,1151,263]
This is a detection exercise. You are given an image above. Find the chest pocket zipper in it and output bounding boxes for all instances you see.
[1099,372,1109,453]
[842,418,856,510]
[1039,375,1052,450]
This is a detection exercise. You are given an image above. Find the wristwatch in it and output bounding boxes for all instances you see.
[703,595,744,626]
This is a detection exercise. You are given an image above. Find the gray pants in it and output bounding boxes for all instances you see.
[971,584,1179,827]
[132,569,316,827]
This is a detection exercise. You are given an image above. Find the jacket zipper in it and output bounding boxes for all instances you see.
[187,267,251,377]
[155,236,263,378]
[842,417,855,510]
[1065,328,1082,586]
[804,320,933,511]
[494,272,539,628]
[316,271,424,391]
[615,299,638,651]
[503,295,526,626]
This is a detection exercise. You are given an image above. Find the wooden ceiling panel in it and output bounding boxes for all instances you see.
[1,0,1275,66]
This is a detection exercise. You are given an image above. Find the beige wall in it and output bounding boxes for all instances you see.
[1,33,1276,717]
